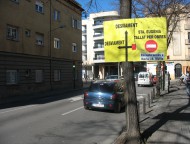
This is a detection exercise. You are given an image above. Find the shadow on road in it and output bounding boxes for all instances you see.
[0,89,85,110]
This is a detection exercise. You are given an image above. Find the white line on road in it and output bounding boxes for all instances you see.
[0,105,36,114]
[68,96,83,102]
[61,106,83,116]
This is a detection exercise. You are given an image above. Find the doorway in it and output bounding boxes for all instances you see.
[175,63,182,78]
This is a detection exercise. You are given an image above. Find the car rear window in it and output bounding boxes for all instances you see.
[139,74,148,78]
[89,83,115,92]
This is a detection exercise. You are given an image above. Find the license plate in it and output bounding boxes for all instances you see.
[92,103,104,108]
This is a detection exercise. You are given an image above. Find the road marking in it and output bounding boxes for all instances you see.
[68,96,83,102]
[0,105,36,114]
[61,106,83,116]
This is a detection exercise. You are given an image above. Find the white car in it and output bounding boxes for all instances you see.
[137,72,153,87]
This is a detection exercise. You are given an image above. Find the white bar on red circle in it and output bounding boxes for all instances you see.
[146,44,156,48]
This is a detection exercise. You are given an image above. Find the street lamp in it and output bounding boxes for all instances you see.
[73,62,76,89]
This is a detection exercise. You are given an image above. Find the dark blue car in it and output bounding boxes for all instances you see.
[83,80,125,113]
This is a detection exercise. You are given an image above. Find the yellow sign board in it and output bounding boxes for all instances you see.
[104,17,167,62]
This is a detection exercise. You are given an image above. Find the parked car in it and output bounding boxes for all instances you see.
[105,75,119,81]
[83,80,125,113]
[137,72,153,87]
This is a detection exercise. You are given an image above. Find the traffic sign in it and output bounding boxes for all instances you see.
[145,40,157,52]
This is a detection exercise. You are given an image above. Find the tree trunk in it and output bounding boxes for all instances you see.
[117,0,142,143]
[123,62,141,144]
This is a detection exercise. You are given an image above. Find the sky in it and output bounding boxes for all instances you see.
[76,0,118,15]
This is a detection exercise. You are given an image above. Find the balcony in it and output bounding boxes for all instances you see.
[93,56,105,63]
[82,40,87,45]
[94,48,104,52]
[93,33,104,40]
[82,49,87,53]
[93,24,103,29]
[94,43,104,52]
[82,30,87,35]
[185,39,190,45]
[184,24,190,30]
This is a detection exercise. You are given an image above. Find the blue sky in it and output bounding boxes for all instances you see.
[76,0,118,14]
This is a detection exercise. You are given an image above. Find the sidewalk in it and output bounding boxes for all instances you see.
[140,82,190,143]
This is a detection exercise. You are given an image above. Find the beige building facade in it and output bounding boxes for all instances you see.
[0,0,83,100]
[167,14,190,79]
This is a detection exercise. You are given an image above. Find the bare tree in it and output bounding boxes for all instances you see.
[132,0,190,97]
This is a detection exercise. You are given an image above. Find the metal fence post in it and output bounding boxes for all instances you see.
[143,97,146,114]
[148,93,151,108]
[151,90,153,103]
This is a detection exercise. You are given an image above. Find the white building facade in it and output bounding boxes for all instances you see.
[82,11,121,80]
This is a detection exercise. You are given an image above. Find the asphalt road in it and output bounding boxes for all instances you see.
[0,84,154,144]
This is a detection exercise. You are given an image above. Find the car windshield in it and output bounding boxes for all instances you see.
[89,83,115,92]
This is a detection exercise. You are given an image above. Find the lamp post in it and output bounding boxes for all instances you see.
[73,62,76,89]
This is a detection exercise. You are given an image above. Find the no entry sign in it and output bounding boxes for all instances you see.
[145,40,157,52]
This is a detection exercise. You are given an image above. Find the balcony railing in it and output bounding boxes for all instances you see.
[93,22,103,26]
[82,49,87,52]
[93,33,104,37]
[93,56,105,60]
[82,41,87,45]
[94,44,104,48]
[82,30,86,33]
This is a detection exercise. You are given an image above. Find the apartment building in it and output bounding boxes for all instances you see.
[82,11,146,80]
[167,13,190,79]
[0,0,83,100]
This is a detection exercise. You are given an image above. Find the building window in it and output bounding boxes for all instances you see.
[25,29,31,37]
[35,1,44,13]
[35,33,44,46]
[72,17,81,29]
[6,70,18,85]
[54,38,60,49]
[188,32,190,40]
[72,43,77,52]
[54,70,61,81]
[54,10,60,21]
[7,25,19,41]
[35,70,43,83]
[10,0,19,3]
